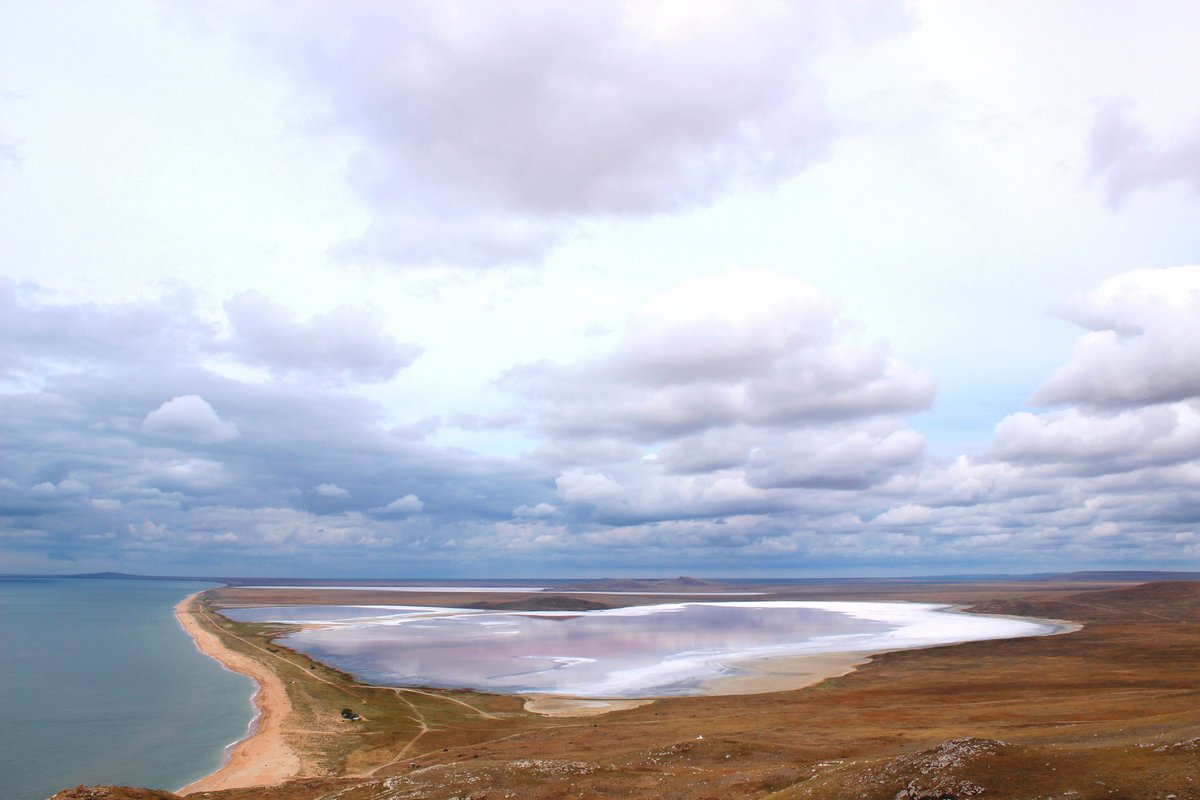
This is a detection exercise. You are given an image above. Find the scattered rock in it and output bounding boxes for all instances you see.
[1155,737,1200,753]
[49,787,182,800]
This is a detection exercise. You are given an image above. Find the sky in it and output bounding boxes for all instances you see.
[2,0,1199,578]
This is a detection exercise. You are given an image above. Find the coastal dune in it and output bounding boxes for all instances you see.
[173,593,300,793]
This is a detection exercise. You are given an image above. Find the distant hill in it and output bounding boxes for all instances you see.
[464,595,612,612]
[4,569,1198,587]
[548,576,733,592]
[1037,570,1200,582]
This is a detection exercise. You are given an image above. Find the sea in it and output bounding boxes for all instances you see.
[0,577,254,800]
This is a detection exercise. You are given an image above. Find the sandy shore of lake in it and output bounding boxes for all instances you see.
[521,650,875,717]
[706,651,874,694]
[522,696,656,716]
[174,593,301,794]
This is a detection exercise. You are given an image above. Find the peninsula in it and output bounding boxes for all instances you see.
[54,575,1200,800]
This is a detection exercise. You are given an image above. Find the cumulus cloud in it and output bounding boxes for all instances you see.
[29,478,89,498]
[380,494,424,514]
[1090,100,1200,205]
[555,470,624,504]
[746,426,925,490]
[509,270,935,443]
[1035,266,1200,407]
[0,279,560,572]
[990,403,1200,476]
[213,1,908,267]
[0,280,211,381]
[5,266,1200,575]
[872,504,935,527]
[943,266,1200,564]
[223,292,422,383]
[505,271,932,523]
[0,280,424,391]
[513,502,559,518]
[142,395,240,444]
[867,265,1200,566]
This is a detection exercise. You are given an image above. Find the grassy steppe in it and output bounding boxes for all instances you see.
[56,580,1200,800]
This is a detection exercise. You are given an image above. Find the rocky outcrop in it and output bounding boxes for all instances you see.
[49,787,183,800]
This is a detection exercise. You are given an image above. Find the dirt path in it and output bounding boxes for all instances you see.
[390,686,501,720]
[359,689,432,777]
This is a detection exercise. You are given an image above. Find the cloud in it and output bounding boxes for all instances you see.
[0,279,423,393]
[989,403,1200,476]
[513,502,559,518]
[29,478,89,498]
[1034,266,1200,408]
[525,266,1200,562]
[129,519,169,541]
[0,281,561,573]
[1090,100,1200,205]
[4,267,1199,575]
[142,395,240,444]
[508,270,935,444]
[555,470,624,504]
[870,265,1200,565]
[214,1,909,267]
[0,280,212,381]
[380,494,424,514]
[746,426,925,490]
[223,292,422,383]
[499,270,933,523]
[872,504,934,527]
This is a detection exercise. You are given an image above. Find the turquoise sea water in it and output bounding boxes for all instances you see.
[0,577,254,800]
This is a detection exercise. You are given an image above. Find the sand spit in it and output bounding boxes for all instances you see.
[174,593,300,794]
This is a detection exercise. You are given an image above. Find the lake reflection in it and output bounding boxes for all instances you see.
[257,603,896,697]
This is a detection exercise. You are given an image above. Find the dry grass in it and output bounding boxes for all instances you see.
[54,580,1200,800]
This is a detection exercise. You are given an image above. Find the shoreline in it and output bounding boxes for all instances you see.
[168,593,1087,770]
[173,592,301,794]
[520,650,876,717]
[519,608,1083,716]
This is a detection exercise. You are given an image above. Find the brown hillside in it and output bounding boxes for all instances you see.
[59,580,1200,800]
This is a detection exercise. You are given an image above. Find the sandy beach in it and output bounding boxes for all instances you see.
[44,578,1200,800]
[173,593,300,794]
